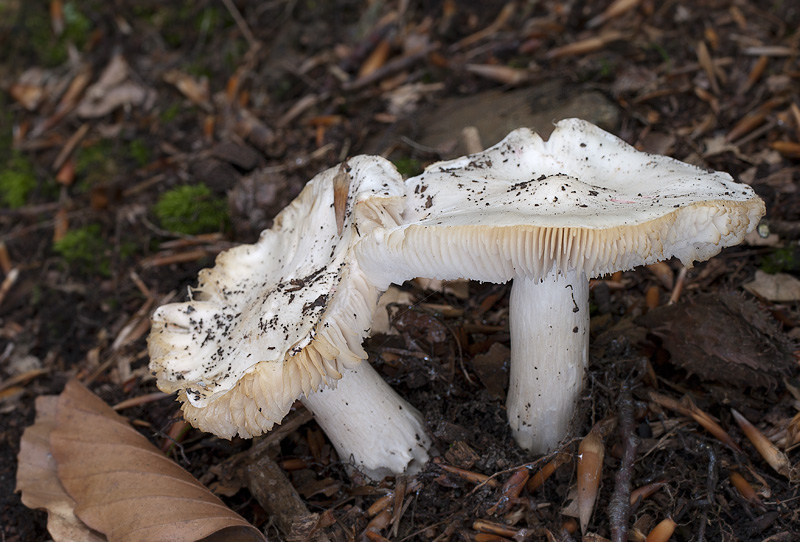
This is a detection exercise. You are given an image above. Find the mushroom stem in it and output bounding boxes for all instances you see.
[301,362,431,479]
[506,269,589,453]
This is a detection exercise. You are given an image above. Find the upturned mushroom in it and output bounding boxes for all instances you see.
[148,156,431,478]
[356,118,765,453]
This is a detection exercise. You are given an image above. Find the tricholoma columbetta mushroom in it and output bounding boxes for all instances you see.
[357,118,765,453]
[148,156,431,478]
[149,118,764,475]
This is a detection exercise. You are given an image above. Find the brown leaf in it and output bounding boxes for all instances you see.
[744,271,800,302]
[15,396,105,542]
[49,380,265,542]
[638,292,796,390]
[76,54,149,118]
[10,83,45,111]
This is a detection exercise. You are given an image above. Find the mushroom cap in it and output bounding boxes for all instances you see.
[357,118,765,288]
[148,156,405,438]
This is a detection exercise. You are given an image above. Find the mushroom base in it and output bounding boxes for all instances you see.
[506,270,589,453]
[301,363,431,479]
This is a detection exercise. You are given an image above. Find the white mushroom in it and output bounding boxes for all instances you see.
[356,118,765,453]
[148,156,431,478]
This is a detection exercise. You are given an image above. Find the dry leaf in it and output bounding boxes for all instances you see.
[16,396,105,542]
[743,270,800,302]
[76,54,149,118]
[9,67,51,111]
[49,380,265,542]
[372,286,416,335]
[638,292,796,390]
[332,161,351,236]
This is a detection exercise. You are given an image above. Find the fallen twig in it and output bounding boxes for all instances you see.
[245,450,330,542]
[609,381,636,542]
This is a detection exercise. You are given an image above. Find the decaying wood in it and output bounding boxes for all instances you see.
[245,451,330,542]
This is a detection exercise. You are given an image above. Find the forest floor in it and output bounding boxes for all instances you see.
[1,1,799,541]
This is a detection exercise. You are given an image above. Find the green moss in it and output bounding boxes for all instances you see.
[119,240,139,261]
[159,103,182,123]
[0,153,37,208]
[393,157,423,178]
[62,2,91,44]
[761,246,800,274]
[28,1,92,67]
[128,139,150,167]
[597,58,613,79]
[53,224,110,276]
[184,59,212,79]
[195,5,221,32]
[154,184,228,235]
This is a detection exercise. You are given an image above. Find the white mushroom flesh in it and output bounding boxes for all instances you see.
[302,363,431,479]
[148,156,405,439]
[507,270,589,452]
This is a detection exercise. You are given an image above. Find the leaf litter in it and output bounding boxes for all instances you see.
[2,0,800,541]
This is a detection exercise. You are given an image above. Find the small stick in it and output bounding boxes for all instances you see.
[52,122,89,171]
[696,444,717,542]
[648,391,742,453]
[667,266,687,305]
[438,463,500,487]
[451,2,516,50]
[741,55,768,94]
[245,449,330,541]
[112,392,170,410]
[0,241,11,274]
[472,519,521,538]
[527,453,569,492]
[344,43,436,91]
[0,268,19,307]
[609,381,636,542]
[487,467,529,514]
[390,475,406,538]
